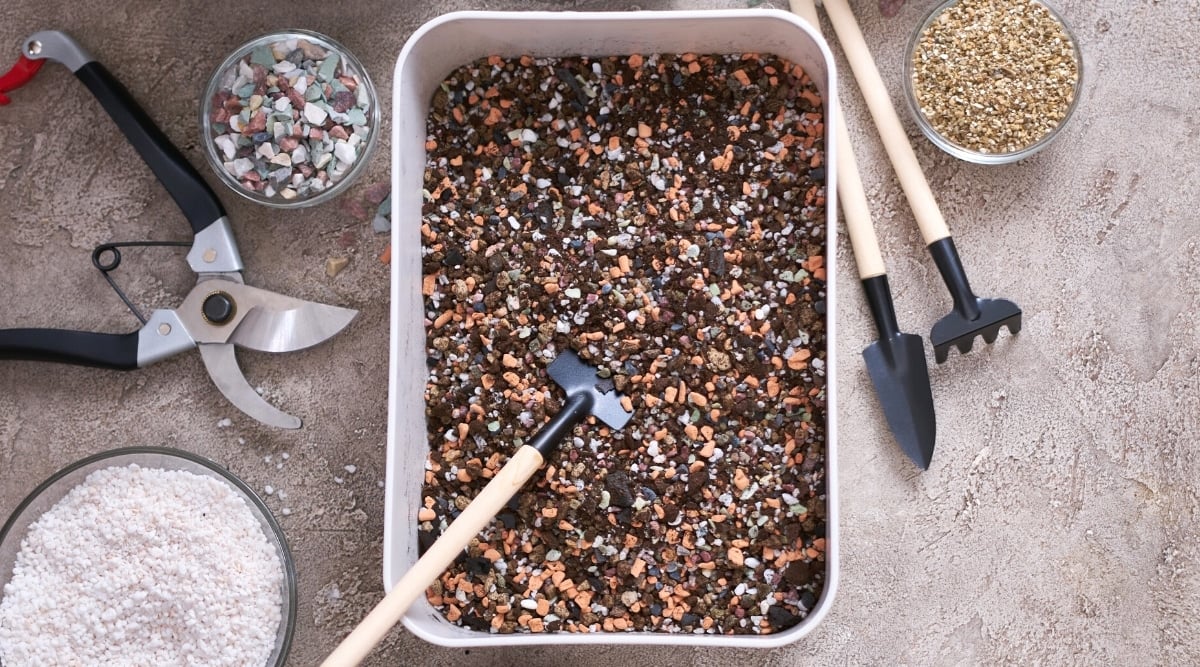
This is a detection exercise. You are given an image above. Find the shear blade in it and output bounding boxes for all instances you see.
[198,343,301,429]
[223,285,358,353]
[230,301,358,353]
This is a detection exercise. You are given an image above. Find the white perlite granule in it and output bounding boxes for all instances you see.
[0,464,285,666]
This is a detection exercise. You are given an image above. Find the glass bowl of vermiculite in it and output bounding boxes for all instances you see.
[904,0,1083,164]
[0,447,296,666]
[201,29,380,207]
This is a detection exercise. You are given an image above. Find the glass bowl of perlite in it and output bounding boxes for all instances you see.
[904,0,1083,164]
[0,447,296,666]
[201,29,379,207]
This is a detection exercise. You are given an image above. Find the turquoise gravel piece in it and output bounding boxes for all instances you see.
[317,53,340,83]
[250,46,276,68]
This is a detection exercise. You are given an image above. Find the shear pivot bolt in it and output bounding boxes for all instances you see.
[202,248,218,263]
[203,292,236,325]
[157,323,172,336]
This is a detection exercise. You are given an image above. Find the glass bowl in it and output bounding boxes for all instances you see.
[0,447,296,666]
[903,0,1083,164]
[201,29,380,208]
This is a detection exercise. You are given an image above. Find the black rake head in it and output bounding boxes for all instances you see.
[931,297,1022,364]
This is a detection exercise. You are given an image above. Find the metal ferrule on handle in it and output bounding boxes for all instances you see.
[926,237,982,321]
[820,0,952,246]
[861,274,902,340]
[526,392,592,458]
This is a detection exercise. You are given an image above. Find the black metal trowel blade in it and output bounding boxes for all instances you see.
[861,275,937,469]
[863,333,937,469]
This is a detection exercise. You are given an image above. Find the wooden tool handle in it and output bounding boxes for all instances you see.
[789,0,886,279]
[788,0,820,25]
[321,445,546,667]
[821,0,951,245]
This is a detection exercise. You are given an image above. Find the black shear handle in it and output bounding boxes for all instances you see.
[0,329,138,370]
[74,61,226,235]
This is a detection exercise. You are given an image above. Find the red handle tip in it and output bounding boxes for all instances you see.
[0,53,46,104]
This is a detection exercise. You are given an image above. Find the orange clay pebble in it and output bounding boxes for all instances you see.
[417,508,436,522]
[630,559,646,577]
[733,468,750,491]
[727,547,745,567]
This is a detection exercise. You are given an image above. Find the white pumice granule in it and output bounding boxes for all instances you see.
[0,464,285,666]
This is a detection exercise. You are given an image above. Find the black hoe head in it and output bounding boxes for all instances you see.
[931,297,1022,364]
[862,333,937,469]
[547,350,633,430]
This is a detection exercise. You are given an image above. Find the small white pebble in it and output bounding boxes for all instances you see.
[277,490,287,500]
[237,438,246,446]
[303,103,328,125]
[264,485,274,495]
[333,140,357,166]
[281,508,292,516]
[281,452,290,460]
[334,477,344,484]
[344,465,357,474]
[520,599,539,611]
[214,134,237,160]
[217,418,232,428]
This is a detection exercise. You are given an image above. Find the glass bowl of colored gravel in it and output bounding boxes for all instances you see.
[904,0,1082,164]
[0,447,296,666]
[201,29,379,207]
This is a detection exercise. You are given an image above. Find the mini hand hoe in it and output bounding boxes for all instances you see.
[323,350,632,666]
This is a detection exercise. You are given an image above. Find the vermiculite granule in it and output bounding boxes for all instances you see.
[0,464,284,666]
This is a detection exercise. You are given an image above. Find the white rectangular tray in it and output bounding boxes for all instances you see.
[387,8,840,648]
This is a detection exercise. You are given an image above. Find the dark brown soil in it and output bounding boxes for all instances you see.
[419,52,828,636]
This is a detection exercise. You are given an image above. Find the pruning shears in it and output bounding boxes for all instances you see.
[0,30,357,429]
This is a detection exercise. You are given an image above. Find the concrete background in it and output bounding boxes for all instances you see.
[1,0,1197,665]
